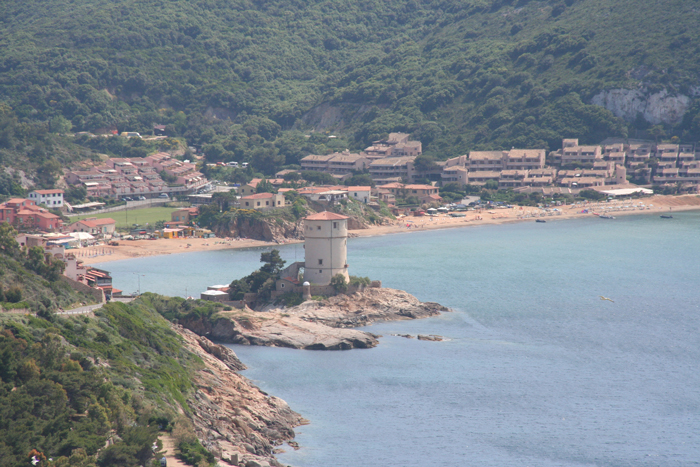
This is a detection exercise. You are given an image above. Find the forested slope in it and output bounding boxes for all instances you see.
[1,0,698,170]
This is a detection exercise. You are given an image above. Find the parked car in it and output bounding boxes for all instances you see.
[227,161,239,167]
[123,197,132,201]
[158,193,169,199]
[138,196,147,200]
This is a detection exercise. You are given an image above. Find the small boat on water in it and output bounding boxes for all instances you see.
[660,215,673,219]
[536,219,546,223]
[599,215,615,219]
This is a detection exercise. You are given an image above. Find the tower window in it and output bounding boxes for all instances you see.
[333,222,338,228]
[319,269,322,273]
[317,225,321,230]
[318,259,323,265]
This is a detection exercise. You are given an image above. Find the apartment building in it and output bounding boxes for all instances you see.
[561,141,603,165]
[505,149,546,170]
[364,133,422,159]
[468,151,506,172]
[369,156,417,183]
[300,151,371,174]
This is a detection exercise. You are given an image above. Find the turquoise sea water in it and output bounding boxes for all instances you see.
[96,212,700,466]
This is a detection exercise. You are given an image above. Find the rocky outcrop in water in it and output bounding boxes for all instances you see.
[179,288,449,350]
[176,326,305,466]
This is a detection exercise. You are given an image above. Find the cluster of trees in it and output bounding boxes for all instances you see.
[2,0,699,184]
[228,250,286,302]
[0,224,86,314]
[0,292,219,467]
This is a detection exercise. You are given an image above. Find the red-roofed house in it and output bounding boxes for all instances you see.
[171,207,199,223]
[343,186,372,203]
[0,198,63,231]
[67,218,117,236]
[238,178,263,196]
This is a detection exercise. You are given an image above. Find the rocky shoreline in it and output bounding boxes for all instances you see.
[174,288,449,466]
[176,326,305,467]
[179,288,450,350]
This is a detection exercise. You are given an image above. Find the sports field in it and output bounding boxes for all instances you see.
[70,207,174,229]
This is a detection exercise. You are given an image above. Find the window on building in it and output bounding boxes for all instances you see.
[333,222,337,228]
[317,226,321,230]
[318,259,323,265]
[319,269,322,273]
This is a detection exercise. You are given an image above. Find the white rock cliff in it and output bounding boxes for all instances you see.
[591,88,691,125]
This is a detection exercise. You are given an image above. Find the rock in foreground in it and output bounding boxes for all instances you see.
[176,326,305,466]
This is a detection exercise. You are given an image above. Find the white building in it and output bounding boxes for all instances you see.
[303,211,349,285]
[28,189,64,208]
[345,186,372,203]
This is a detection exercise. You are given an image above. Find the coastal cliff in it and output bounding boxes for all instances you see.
[212,217,304,243]
[178,288,449,350]
[176,326,305,466]
[210,214,369,243]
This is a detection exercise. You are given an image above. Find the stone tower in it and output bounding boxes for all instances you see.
[303,211,350,285]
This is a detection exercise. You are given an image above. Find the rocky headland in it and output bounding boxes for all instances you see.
[170,289,449,465]
[178,288,450,350]
[176,326,305,467]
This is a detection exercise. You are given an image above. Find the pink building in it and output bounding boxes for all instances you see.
[0,198,63,231]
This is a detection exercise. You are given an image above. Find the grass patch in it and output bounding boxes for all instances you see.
[70,207,175,230]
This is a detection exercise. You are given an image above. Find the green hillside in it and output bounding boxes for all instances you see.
[0,224,96,313]
[1,0,698,174]
[0,295,219,467]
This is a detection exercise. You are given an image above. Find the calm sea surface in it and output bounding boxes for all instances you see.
[96,212,700,466]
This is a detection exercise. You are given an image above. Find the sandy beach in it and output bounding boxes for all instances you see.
[79,194,700,265]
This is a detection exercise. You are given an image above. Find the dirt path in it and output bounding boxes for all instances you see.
[159,435,190,467]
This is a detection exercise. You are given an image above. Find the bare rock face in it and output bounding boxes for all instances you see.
[175,326,305,467]
[178,288,449,350]
[591,88,690,125]
[346,215,370,230]
[213,217,304,243]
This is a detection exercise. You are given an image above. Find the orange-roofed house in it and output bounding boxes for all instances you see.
[238,178,263,196]
[0,198,63,231]
[239,192,285,211]
[67,218,117,236]
[171,207,199,223]
[344,186,372,203]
